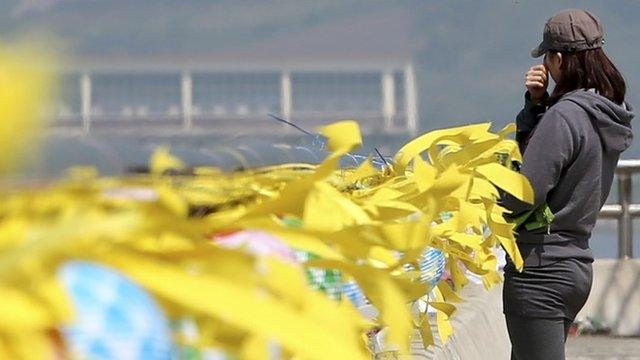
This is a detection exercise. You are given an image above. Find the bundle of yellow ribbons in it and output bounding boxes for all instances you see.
[0,42,533,359]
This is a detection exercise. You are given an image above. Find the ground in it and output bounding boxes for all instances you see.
[566,335,640,360]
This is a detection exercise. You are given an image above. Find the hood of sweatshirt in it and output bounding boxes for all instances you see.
[561,89,634,153]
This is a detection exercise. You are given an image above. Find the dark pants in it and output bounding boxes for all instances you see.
[505,314,573,360]
[503,257,592,360]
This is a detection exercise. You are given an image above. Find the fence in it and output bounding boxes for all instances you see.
[51,60,418,136]
[600,159,640,259]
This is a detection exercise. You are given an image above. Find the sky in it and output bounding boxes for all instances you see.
[3,0,640,155]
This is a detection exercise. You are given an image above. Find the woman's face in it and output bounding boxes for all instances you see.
[544,52,562,83]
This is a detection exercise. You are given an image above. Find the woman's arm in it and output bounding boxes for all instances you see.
[517,64,550,153]
[516,91,548,154]
[503,107,578,218]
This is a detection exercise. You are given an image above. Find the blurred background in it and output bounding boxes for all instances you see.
[2,0,640,257]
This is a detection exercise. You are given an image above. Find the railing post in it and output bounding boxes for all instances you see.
[280,71,292,129]
[381,70,395,131]
[618,172,633,258]
[404,64,418,136]
[181,71,193,131]
[81,72,92,134]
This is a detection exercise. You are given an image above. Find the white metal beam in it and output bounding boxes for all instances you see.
[381,71,395,131]
[404,64,418,136]
[280,71,292,129]
[181,72,193,131]
[81,73,92,134]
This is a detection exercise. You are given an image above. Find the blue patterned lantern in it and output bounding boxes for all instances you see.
[59,261,172,360]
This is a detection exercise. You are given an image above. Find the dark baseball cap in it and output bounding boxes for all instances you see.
[531,9,605,58]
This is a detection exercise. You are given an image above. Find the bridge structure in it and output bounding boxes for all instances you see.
[50,56,419,137]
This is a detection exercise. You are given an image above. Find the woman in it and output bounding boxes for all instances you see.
[501,9,634,360]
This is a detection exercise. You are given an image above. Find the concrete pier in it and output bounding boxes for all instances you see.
[407,283,510,359]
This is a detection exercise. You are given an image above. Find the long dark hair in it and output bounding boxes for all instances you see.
[547,48,626,106]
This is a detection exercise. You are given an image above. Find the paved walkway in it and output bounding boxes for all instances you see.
[566,335,640,360]
[393,283,640,359]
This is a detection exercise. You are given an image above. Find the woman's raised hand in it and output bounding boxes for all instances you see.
[525,64,548,103]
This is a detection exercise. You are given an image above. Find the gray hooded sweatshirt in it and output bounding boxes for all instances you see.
[503,89,634,266]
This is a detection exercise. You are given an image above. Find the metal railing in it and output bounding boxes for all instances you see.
[599,159,640,259]
[51,61,419,137]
